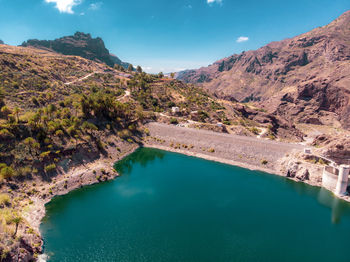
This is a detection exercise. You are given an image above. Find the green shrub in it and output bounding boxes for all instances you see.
[55,130,64,137]
[44,164,56,173]
[0,165,15,180]
[170,118,178,125]
[261,159,268,165]
[250,127,260,135]
[0,194,10,207]
[0,129,14,139]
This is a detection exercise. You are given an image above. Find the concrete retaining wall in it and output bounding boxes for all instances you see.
[322,166,339,192]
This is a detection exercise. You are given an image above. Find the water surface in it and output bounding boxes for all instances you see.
[41,148,350,262]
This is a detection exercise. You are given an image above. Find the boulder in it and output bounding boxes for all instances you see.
[296,169,310,181]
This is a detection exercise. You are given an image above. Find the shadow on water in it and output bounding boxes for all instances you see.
[283,177,350,224]
[317,188,350,224]
[114,147,165,175]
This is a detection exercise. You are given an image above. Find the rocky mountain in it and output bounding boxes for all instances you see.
[177,10,350,130]
[21,32,130,68]
[0,40,4,44]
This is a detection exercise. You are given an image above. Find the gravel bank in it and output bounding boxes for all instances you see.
[144,122,305,174]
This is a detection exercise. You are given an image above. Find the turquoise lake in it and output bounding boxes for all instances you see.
[41,148,350,262]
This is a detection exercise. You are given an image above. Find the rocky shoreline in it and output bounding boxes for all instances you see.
[8,142,139,262]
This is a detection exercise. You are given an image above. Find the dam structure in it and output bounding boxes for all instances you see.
[322,164,350,196]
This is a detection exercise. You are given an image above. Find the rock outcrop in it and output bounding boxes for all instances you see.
[177,10,350,130]
[314,134,350,164]
[21,32,130,68]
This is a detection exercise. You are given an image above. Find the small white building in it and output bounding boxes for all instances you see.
[217,122,223,127]
[172,107,180,114]
[304,148,312,154]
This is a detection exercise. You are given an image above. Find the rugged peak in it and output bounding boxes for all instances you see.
[73,31,92,39]
[21,32,130,68]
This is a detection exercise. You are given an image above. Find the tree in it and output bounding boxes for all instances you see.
[0,87,5,107]
[13,107,20,123]
[128,64,134,72]
[158,72,164,78]
[136,66,142,73]
[47,104,56,120]
[114,64,125,72]
[11,214,23,238]
[170,72,175,79]
[24,137,40,157]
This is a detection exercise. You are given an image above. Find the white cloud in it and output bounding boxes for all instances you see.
[45,0,82,14]
[236,36,249,43]
[207,0,222,5]
[89,2,102,10]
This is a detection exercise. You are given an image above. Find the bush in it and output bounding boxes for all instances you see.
[208,148,215,153]
[15,166,31,177]
[44,164,56,173]
[144,128,150,136]
[0,129,14,139]
[261,159,268,165]
[170,118,178,125]
[118,129,132,139]
[0,194,10,207]
[55,130,64,137]
[250,127,260,135]
[0,165,15,180]
[318,158,326,165]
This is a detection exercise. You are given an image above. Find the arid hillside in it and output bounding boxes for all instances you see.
[177,10,350,129]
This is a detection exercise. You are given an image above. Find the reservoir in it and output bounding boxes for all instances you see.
[41,148,350,262]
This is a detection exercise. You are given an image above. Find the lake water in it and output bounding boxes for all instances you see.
[41,148,350,262]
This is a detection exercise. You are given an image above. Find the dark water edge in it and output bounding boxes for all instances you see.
[41,148,350,262]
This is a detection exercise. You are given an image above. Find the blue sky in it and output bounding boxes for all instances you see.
[0,0,349,73]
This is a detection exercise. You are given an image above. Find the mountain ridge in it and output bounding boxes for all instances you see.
[177,10,350,129]
[21,32,130,69]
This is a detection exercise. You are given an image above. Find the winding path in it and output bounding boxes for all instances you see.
[64,71,98,85]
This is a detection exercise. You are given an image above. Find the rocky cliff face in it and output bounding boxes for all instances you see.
[177,10,350,129]
[21,32,130,68]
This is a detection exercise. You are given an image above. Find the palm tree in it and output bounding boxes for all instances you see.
[13,107,20,123]
[12,215,23,238]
